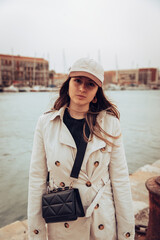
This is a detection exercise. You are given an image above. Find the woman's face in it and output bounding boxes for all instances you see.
[68,76,98,109]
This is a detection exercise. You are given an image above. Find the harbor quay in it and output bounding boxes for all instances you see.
[0,160,160,240]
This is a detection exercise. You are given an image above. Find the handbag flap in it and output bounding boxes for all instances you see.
[42,188,76,219]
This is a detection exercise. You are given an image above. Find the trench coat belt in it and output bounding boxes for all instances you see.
[85,177,109,218]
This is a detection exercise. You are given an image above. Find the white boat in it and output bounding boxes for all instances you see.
[107,84,121,91]
[46,87,59,92]
[18,87,31,92]
[30,86,59,92]
[125,84,150,90]
[39,86,49,92]
[3,85,19,92]
[30,86,42,92]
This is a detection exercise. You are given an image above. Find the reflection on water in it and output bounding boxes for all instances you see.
[0,90,160,227]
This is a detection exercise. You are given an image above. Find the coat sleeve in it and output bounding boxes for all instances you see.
[28,116,48,240]
[109,118,135,240]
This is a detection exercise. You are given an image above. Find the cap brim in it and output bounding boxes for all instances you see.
[69,71,102,87]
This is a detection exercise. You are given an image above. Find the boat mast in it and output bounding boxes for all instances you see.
[11,48,14,85]
[115,54,118,84]
[98,49,101,64]
[63,48,66,74]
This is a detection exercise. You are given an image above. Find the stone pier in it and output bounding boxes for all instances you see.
[0,160,160,240]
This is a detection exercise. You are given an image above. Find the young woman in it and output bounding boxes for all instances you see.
[28,58,135,240]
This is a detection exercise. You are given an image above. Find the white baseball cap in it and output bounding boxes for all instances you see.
[68,58,104,87]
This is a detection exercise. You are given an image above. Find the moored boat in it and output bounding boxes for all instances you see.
[18,87,31,92]
[3,85,19,92]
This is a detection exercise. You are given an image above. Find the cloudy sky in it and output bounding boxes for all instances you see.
[0,0,160,73]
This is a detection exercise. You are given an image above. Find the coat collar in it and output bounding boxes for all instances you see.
[49,105,67,122]
[49,105,107,123]
[48,105,108,151]
[48,105,76,148]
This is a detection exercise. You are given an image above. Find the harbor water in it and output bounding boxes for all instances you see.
[0,90,160,228]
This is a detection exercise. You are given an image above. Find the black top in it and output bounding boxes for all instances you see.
[63,108,90,178]
[63,108,85,148]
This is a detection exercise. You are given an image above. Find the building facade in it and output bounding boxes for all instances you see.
[0,54,49,87]
[53,73,68,87]
[117,69,139,85]
[138,68,159,88]
[104,69,139,86]
[104,68,160,88]
[104,71,116,85]
[158,70,160,86]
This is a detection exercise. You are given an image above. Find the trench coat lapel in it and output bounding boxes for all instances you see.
[49,107,108,168]
[85,111,106,158]
[58,123,106,160]
[59,121,76,149]
[82,111,109,168]
[87,135,106,156]
[49,106,76,149]
[82,134,106,168]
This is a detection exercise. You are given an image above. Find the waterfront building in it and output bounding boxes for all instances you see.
[104,68,160,88]
[158,70,160,86]
[104,69,139,86]
[53,73,67,87]
[48,70,56,87]
[117,69,139,86]
[0,54,49,87]
[138,68,159,88]
[104,71,116,85]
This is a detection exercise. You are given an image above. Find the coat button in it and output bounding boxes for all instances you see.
[55,161,60,166]
[33,229,39,234]
[86,181,92,187]
[64,223,69,228]
[125,232,131,238]
[60,182,65,187]
[100,147,106,152]
[98,224,104,230]
[94,161,99,167]
[94,203,99,209]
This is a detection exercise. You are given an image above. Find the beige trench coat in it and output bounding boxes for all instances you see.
[28,106,135,240]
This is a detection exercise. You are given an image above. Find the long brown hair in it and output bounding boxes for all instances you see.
[53,78,120,146]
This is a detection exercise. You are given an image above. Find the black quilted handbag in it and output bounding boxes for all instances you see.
[42,124,90,223]
[42,187,85,223]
